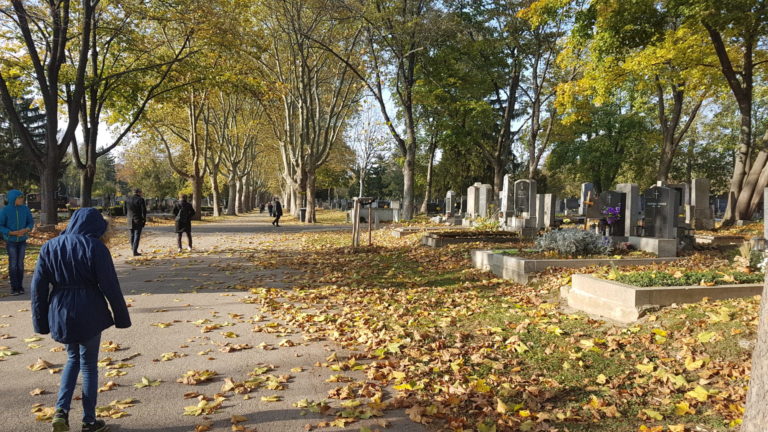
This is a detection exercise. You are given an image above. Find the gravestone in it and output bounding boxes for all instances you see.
[499,174,515,218]
[514,179,537,218]
[466,183,481,218]
[644,186,678,238]
[445,191,456,216]
[543,194,557,228]
[585,189,604,219]
[616,183,640,237]
[565,198,579,213]
[599,190,627,236]
[691,179,714,230]
[535,194,546,228]
[477,184,494,218]
[579,183,595,215]
[460,195,467,215]
[668,183,691,225]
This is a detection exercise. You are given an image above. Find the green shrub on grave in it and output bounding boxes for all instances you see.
[535,229,611,257]
[614,270,763,287]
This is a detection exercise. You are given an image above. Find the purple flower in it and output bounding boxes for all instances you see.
[601,205,622,225]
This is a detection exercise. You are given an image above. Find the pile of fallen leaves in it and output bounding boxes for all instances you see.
[239,230,760,431]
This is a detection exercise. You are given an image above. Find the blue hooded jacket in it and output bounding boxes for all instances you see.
[31,208,131,344]
[0,189,35,242]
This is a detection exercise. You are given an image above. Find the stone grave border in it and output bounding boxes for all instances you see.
[471,249,681,285]
[421,232,520,248]
[391,226,464,238]
[693,235,745,247]
[562,274,763,323]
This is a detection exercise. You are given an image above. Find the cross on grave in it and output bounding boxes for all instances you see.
[583,190,595,229]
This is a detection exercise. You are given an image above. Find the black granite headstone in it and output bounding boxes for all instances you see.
[643,186,678,238]
[514,181,531,216]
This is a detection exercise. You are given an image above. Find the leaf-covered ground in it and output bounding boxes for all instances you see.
[0,215,762,432]
[247,229,760,432]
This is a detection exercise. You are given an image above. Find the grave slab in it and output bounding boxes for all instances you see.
[563,274,763,323]
[471,250,680,285]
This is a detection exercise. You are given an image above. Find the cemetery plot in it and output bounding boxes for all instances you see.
[564,272,763,323]
[471,249,680,284]
[421,230,521,248]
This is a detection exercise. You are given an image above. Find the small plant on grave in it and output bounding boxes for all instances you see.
[472,216,500,231]
[601,205,622,225]
[535,228,612,257]
[733,241,763,272]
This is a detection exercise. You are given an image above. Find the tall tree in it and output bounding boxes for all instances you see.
[311,0,438,219]
[551,0,711,183]
[688,0,768,224]
[0,0,95,225]
[256,0,361,223]
[70,0,193,206]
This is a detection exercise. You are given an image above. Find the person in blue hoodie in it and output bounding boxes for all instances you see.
[0,189,35,295]
[31,208,131,432]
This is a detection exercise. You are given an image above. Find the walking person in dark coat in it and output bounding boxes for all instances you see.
[31,208,131,432]
[267,201,274,217]
[126,188,146,256]
[271,198,283,227]
[172,194,196,252]
[0,189,35,295]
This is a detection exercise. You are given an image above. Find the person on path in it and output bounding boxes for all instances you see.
[267,201,274,217]
[31,208,131,432]
[126,189,146,256]
[172,194,196,252]
[0,189,35,295]
[272,198,283,227]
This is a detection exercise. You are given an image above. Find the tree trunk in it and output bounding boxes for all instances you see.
[656,133,675,183]
[191,176,203,219]
[210,170,221,217]
[419,140,437,214]
[493,160,504,197]
[235,178,243,214]
[743,283,768,431]
[79,164,96,207]
[736,150,768,218]
[227,177,237,215]
[402,136,416,220]
[358,166,364,197]
[305,169,317,223]
[40,158,60,225]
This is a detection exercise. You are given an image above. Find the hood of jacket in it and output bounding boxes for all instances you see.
[62,207,107,238]
[6,189,23,207]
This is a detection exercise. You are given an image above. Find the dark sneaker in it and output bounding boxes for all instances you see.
[51,408,69,432]
[81,420,108,432]
[10,290,22,296]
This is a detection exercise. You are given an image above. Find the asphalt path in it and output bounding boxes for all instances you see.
[0,213,425,432]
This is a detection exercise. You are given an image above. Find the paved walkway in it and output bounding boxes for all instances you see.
[0,213,424,431]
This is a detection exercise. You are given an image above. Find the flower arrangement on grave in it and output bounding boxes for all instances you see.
[601,205,622,225]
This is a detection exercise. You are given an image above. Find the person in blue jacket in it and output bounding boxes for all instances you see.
[31,208,131,432]
[0,189,35,295]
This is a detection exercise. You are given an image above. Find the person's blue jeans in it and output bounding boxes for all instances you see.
[6,241,26,292]
[56,333,101,423]
[130,227,143,253]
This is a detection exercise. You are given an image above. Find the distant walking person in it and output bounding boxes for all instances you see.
[31,208,131,432]
[126,188,146,256]
[0,189,34,295]
[271,198,283,227]
[267,201,274,217]
[172,194,196,252]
